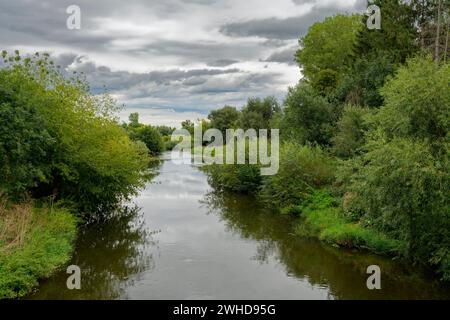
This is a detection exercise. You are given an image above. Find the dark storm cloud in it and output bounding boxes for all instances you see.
[263,46,298,65]
[131,39,262,66]
[220,0,366,40]
[67,56,242,91]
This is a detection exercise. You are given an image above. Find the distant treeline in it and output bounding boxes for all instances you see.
[122,112,177,155]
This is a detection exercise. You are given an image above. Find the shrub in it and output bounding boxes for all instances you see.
[346,138,450,279]
[203,164,262,194]
[123,113,164,155]
[237,96,281,131]
[341,56,450,280]
[259,143,335,213]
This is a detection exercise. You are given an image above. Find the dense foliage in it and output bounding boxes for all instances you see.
[203,1,450,280]
[123,112,165,155]
[296,14,362,93]
[0,51,148,215]
[259,143,335,214]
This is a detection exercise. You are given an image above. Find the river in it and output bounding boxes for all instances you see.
[29,153,450,299]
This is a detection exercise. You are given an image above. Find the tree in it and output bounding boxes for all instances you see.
[237,96,280,131]
[344,55,450,280]
[135,126,164,155]
[124,113,164,155]
[128,112,140,127]
[332,54,396,108]
[412,0,450,62]
[353,0,418,65]
[155,125,175,137]
[296,14,362,91]
[0,51,148,214]
[280,83,335,146]
[207,106,239,135]
[181,119,195,135]
[332,105,372,159]
[376,55,449,143]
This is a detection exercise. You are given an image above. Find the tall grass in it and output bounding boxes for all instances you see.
[0,201,77,299]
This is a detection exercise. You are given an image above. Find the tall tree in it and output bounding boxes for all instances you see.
[354,0,418,64]
[295,14,362,91]
[207,106,239,135]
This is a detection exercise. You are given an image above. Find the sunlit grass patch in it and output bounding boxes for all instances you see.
[295,190,405,255]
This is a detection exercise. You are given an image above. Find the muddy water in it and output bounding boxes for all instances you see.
[29,153,450,299]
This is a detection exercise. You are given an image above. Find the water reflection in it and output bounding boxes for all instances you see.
[28,155,450,300]
[29,206,158,299]
[202,190,450,300]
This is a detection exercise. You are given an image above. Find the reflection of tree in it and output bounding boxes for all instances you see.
[29,206,159,300]
[143,158,163,182]
[202,190,450,300]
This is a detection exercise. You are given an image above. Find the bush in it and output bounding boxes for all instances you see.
[0,51,148,216]
[259,143,335,213]
[341,56,450,280]
[345,138,450,279]
[331,55,396,108]
[135,126,164,155]
[203,164,262,194]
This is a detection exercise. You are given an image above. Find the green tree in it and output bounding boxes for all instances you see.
[353,0,418,65]
[181,119,195,135]
[136,126,164,155]
[155,125,175,137]
[208,106,239,135]
[344,56,450,279]
[280,83,335,146]
[237,97,280,131]
[332,54,396,108]
[0,51,148,215]
[124,113,164,155]
[296,14,362,91]
[376,56,449,143]
[332,105,372,159]
[128,112,140,127]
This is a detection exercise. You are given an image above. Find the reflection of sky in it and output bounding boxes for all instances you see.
[129,156,330,299]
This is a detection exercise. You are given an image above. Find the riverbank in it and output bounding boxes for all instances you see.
[0,203,77,299]
[293,190,405,256]
[26,156,450,299]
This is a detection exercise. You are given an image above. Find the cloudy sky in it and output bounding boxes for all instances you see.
[0,0,366,127]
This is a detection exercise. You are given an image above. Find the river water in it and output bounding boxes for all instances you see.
[29,153,450,299]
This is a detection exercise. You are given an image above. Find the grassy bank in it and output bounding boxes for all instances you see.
[294,190,406,256]
[0,203,77,299]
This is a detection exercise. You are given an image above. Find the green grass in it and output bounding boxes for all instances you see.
[294,190,405,255]
[0,205,77,299]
